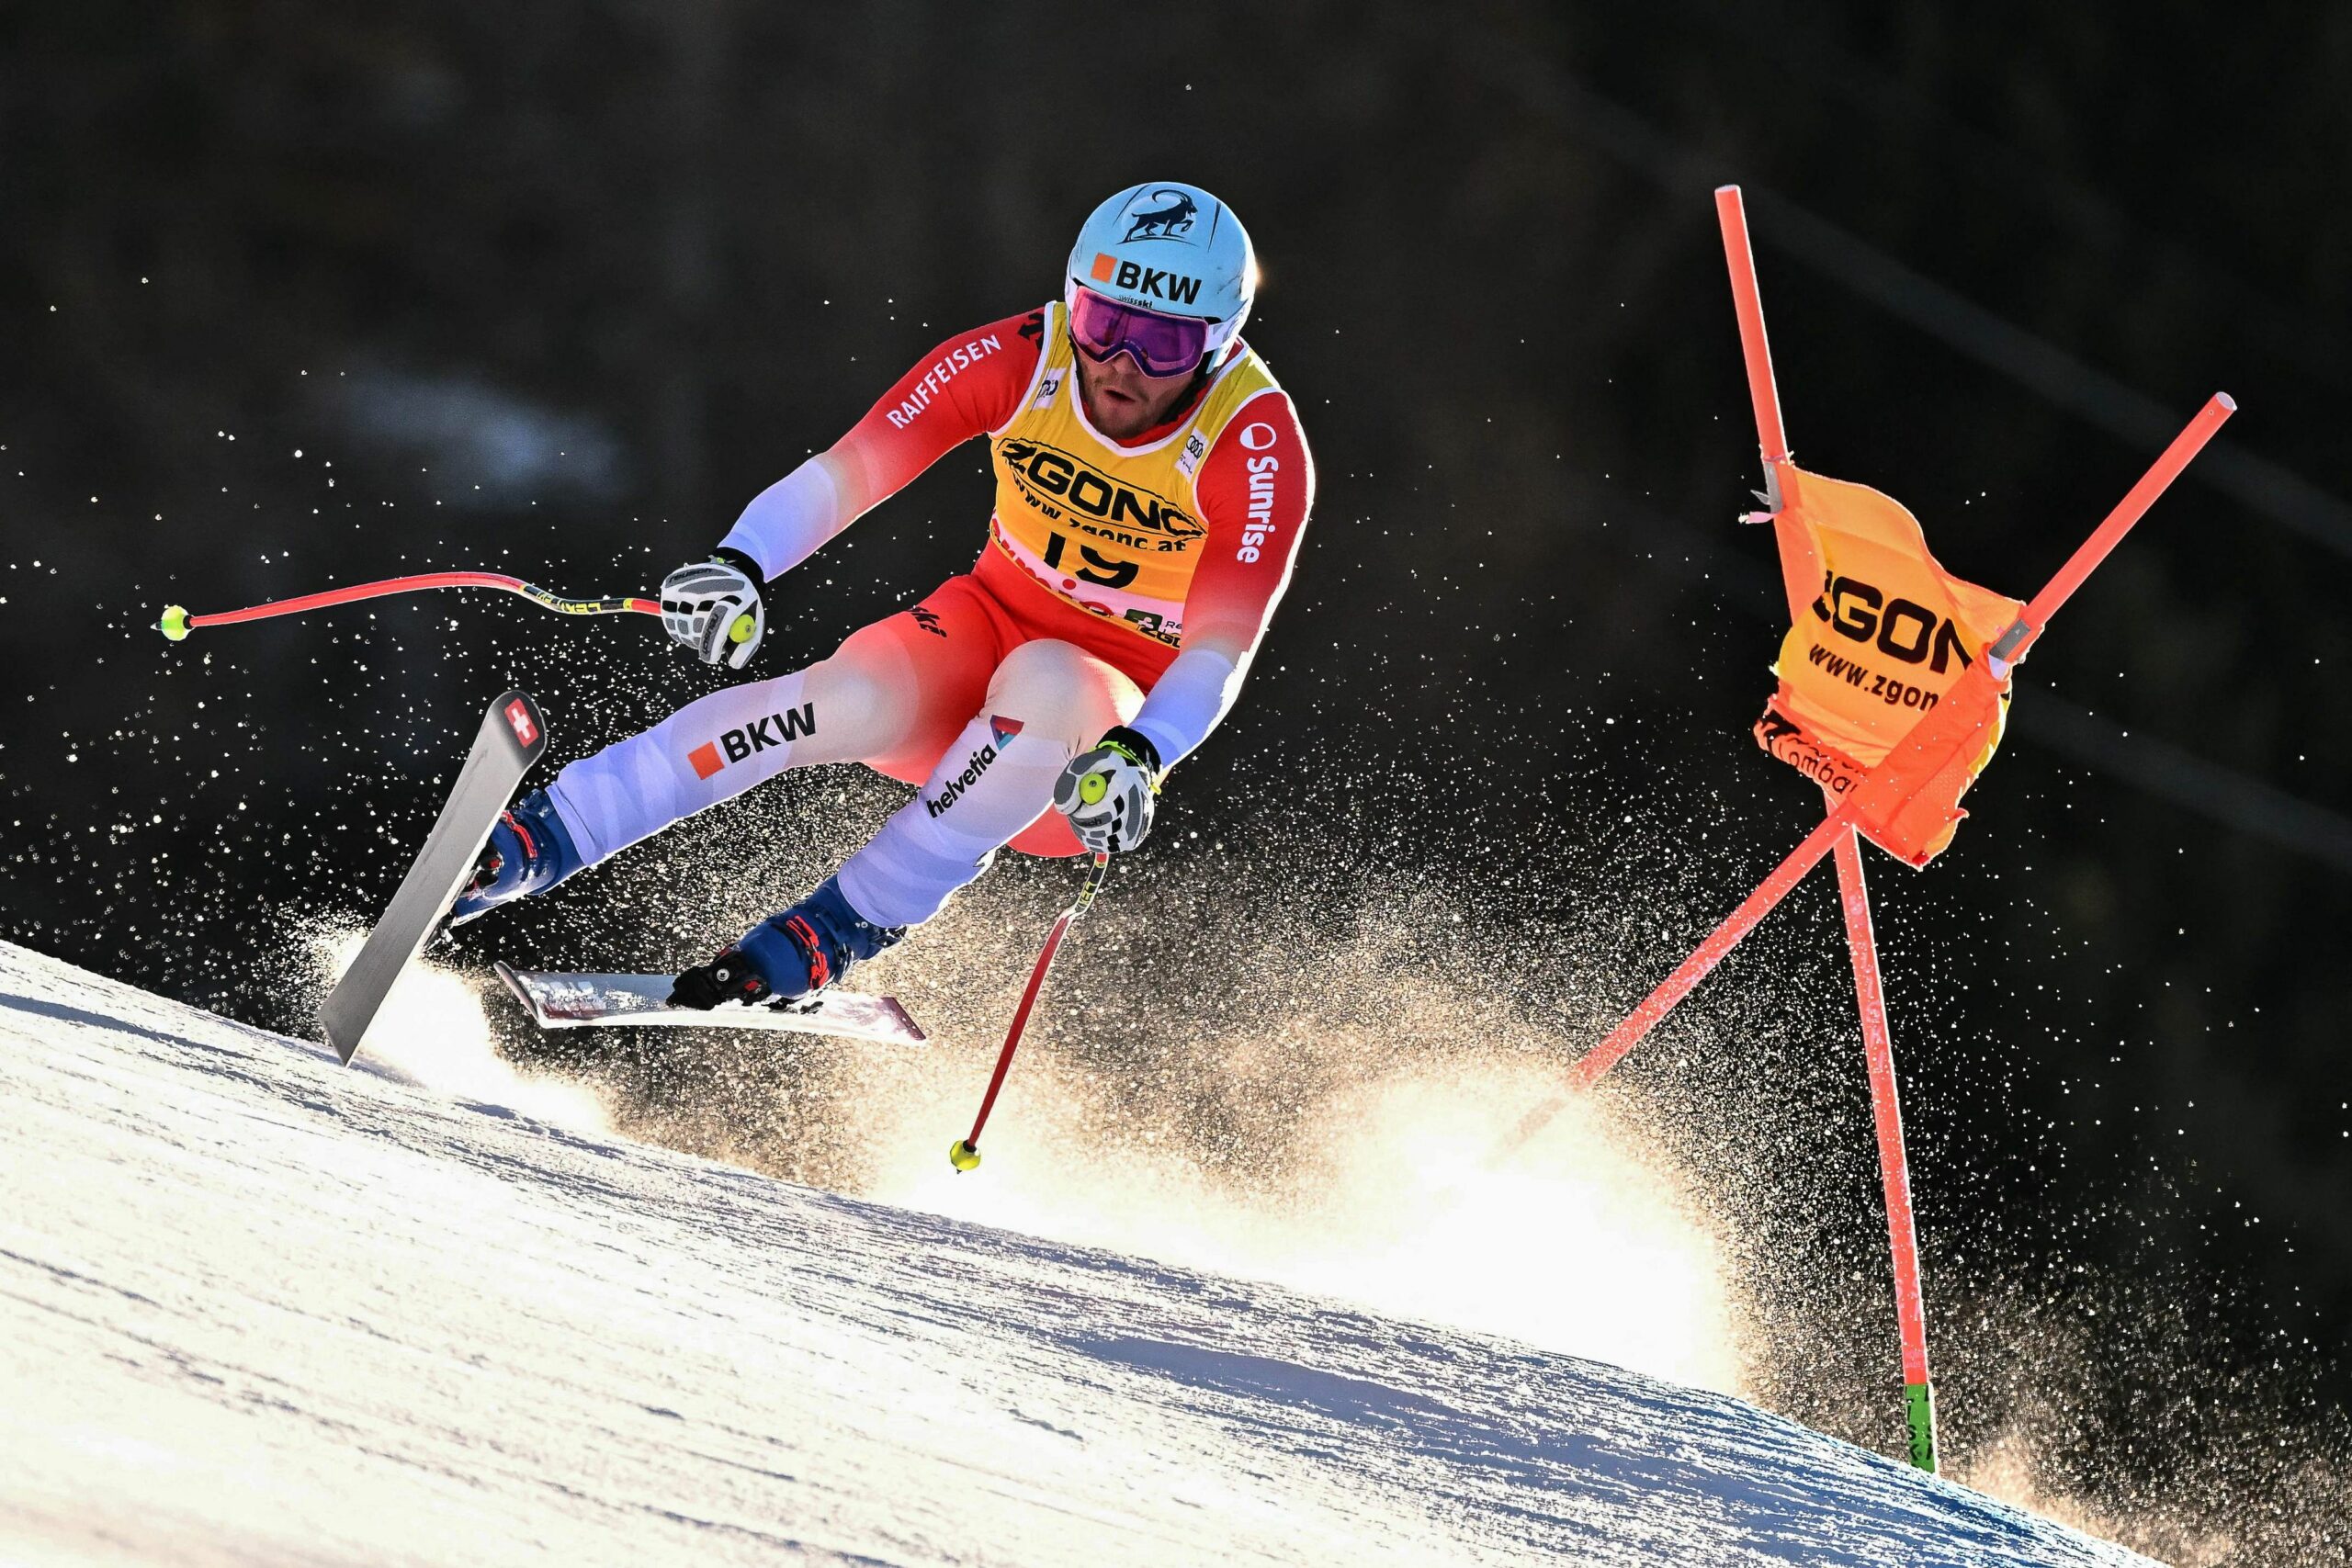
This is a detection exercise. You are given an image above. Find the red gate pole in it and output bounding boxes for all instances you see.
[1830,816,1939,1472]
[1717,184,1792,468]
[1560,807,1852,1092]
[1560,389,2230,1096]
[1986,390,2235,675]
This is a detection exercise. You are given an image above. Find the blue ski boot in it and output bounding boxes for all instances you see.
[669,875,906,1008]
[451,789,584,922]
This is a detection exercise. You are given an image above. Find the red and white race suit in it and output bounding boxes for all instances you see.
[548,302,1315,927]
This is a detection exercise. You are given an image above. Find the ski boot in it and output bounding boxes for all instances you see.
[450,789,584,922]
[669,875,906,1009]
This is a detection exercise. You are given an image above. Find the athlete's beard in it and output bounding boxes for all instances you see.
[1074,347,1200,440]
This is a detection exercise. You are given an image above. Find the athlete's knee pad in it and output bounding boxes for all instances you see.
[986,638,1141,749]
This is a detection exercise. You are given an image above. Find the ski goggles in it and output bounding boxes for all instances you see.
[1067,286,1213,378]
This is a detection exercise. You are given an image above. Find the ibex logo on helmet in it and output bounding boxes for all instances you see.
[1123,189,1199,242]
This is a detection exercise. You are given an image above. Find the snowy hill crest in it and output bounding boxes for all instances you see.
[0,941,2151,1565]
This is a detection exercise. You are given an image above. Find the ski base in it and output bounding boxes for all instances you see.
[493,963,928,1048]
[322,690,548,1064]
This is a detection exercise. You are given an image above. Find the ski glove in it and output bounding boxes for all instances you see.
[661,547,766,670]
[668,946,773,1010]
[1055,726,1163,853]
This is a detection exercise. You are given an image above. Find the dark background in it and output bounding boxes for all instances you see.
[6,3,2348,1557]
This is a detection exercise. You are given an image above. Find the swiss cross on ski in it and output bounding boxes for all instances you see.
[426,178,1313,1104]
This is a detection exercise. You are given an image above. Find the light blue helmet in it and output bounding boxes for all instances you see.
[1065,182,1257,366]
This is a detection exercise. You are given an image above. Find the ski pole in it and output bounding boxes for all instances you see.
[948,847,1113,1172]
[153,570,755,646]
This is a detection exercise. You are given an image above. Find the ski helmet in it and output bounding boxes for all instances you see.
[1065,182,1256,368]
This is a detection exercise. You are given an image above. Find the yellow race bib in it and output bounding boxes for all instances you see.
[987,300,1279,647]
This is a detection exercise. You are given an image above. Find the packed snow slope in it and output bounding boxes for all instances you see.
[0,940,2150,1567]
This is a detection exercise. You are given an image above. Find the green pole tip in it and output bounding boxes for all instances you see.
[729,612,757,645]
[948,1139,982,1172]
[158,605,192,642]
[1904,1381,1939,1473]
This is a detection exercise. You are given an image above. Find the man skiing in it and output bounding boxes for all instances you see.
[457,181,1315,1008]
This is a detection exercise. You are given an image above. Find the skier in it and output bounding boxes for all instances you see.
[457,181,1315,1007]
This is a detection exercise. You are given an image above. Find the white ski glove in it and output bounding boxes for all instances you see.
[1054,726,1162,853]
[661,548,765,670]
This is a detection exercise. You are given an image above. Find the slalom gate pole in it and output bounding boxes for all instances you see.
[1497,805,1860,1149]
[152,570,756,642]
[1716,185,1792,468]
[1563,807,1852,1091]
[1512,190,2227,1472]
[1548,389,2233,1098]
[1986,390,2237,672]
[948,850,1112,1173]
[1830,815,1939,1473]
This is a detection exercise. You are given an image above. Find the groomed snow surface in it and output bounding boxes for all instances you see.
[0,940,2150,1566]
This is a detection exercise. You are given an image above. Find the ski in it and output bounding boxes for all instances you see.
[321,691,549,1064]
[493,963,928,1047]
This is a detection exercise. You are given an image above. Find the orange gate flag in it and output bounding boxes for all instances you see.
[1751,466,2026,867]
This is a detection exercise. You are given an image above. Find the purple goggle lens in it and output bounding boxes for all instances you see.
[1068,287,1211,378]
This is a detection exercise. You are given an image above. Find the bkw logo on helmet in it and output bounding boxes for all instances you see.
[1089,254,1204,307]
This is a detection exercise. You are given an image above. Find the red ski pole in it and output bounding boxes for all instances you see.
[949,849,1113,1173]
[153,570,753,645]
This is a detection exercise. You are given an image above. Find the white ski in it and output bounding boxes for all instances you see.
[322,690,549,1064]
[493,963,928,1047]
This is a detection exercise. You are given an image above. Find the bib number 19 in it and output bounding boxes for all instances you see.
[1041,530,1139,590]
